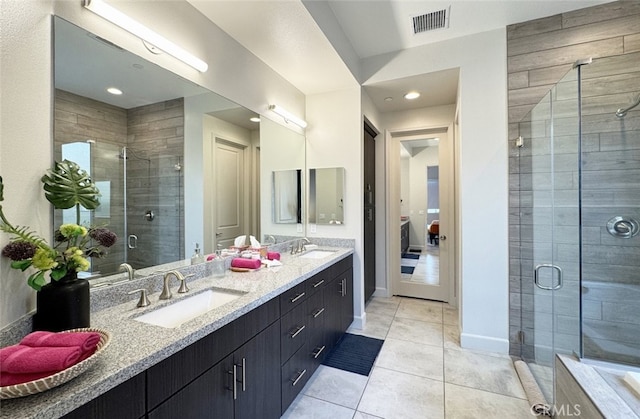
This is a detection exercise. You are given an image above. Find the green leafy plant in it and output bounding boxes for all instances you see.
[0,161,117,291]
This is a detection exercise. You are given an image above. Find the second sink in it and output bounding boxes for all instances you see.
[134,289,244,328]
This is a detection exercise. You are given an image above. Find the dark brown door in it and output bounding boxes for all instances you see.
[364,122,377,302]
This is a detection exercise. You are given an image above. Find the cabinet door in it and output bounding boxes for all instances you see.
[63,373,145,419]
[148,356,234,419]
[325,276,344,350]
[234,321,281,419]
[339,269,354,333]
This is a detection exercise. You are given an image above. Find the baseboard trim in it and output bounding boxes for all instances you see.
[460,332,509,354]
[351,312,366,330]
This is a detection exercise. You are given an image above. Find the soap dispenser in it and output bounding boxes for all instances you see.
[191,243,204,265]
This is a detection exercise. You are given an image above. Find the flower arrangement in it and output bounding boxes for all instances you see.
[0,160,117,291]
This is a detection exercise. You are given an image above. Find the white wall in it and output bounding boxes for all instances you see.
[0,1,54,328]
[306,88,364,328]
[0,0,305,328]
[366,30,510,353]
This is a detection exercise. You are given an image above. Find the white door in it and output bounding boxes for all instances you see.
[393,127,454,302]
[214,140,245,249]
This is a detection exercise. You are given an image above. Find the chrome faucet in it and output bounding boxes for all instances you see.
[295,237,311,254]
[160,270,189,300]
[119,263,135,281]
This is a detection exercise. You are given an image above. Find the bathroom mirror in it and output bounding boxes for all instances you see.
[272,169,302,224]
[308,167,345,225]
[53,17,276,278]
[260,118,305,238]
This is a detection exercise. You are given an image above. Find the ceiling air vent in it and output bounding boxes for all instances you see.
[412,6,450,34]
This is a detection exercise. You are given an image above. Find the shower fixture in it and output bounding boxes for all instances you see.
[615,94,640,118]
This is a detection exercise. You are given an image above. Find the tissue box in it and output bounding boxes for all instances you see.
[230,245,249,251]
[250,246,268,258]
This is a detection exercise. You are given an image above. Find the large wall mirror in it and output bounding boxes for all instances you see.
[53,17,302,279]
[308,167,345,225]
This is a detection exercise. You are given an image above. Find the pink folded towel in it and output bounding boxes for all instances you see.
[1,370,54,387]
[231,258,261,270]
[267,251,280,261]
[0,344,82,374]
[20,331,100,353]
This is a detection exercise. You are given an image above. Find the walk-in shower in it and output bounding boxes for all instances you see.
[57,142,184,277]
[514,52,640,405]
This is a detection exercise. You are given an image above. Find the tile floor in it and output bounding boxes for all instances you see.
[401,246,439,285]
[282,296,532,419]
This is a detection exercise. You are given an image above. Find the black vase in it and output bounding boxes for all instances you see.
[33,272,90,332]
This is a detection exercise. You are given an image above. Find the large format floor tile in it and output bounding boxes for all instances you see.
[396,298,444,323]
[302,366,368,409]
[347,311,394,340]
[444,383,532,419]
[375,337,444,381]
[282,394,355,419]
[357,367,445,419]
[387,316,444,346]
[444,348,527,399]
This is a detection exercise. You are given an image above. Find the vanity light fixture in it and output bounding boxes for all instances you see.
[404,91,420,100]
[268,104,308,129]
[83,0,208,73]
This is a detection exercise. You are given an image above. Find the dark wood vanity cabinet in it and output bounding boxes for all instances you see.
[63,255,353,419]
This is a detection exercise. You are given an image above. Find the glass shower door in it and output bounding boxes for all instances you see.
[518,67,582,403]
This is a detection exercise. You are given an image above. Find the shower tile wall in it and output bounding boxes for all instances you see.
[54,90,185,275]
[54,89,127,275]
[579,54,640,365]
[507,1,640,363]
[126,98,184,268]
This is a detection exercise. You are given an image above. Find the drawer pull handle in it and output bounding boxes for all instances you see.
[290,292,306,303]
[292,369,307,387]
[290,325,306,339]
[313,279,325,288]
[312,345,326,359]
[313,308,325,318]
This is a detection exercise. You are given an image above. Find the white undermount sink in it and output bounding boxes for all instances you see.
[134,289,244,328]
[299,250,335,259]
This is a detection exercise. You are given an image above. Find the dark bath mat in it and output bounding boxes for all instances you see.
[322,333,384,376]
[401,266,415,274]
[401,253,420,259]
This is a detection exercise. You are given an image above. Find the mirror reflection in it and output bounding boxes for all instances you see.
[309,167,345,225]
[272,170,302,224]
[260,118,305,238]
[53,17,267,278]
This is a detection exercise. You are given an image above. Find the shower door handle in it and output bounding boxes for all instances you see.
[128,234,138,249]
[534,264,563,290]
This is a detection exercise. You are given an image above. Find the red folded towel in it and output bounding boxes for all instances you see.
[20,331,100,353]
[0,344,82,374]
[267,251,280,261]
[0,370,54,387]
[231,258,261,270]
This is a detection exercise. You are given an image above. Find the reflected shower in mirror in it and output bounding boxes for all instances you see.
[309,167,345,225]
[53,17,264,279]
[272,170,302,224]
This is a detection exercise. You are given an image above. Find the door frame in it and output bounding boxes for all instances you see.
[385,124,458,306]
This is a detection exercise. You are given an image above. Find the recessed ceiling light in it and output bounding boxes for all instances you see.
[250,117,260,123]
[107,87,123,95]
[384,97,393,102]
[404,91,420,100]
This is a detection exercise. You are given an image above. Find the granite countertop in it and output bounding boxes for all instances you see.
[0,246,353,419]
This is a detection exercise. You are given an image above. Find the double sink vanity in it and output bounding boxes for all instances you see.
[0,243,354,419]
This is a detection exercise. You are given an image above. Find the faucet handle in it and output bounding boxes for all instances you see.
[127,288,151,308]
[177,274,194,294]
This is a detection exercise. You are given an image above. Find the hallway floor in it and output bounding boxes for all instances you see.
[401,246,440,285]
[282,296,532,418]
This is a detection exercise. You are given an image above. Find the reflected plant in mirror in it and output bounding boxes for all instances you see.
[309,167,345,225]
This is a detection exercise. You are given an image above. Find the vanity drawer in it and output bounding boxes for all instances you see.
[306,270,330,296]
[331,254,353,277]
[279,280,307,314]
[281,344,311,414]
[280,301,308,364]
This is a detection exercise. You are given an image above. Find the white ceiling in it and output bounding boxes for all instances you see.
[190,0,612,113]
